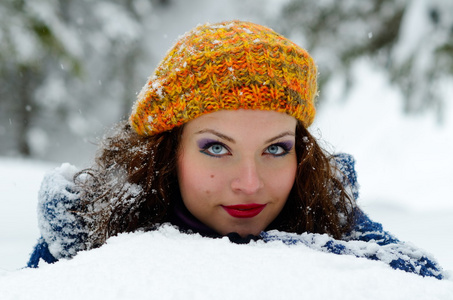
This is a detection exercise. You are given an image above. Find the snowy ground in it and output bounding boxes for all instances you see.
[1,62,452,298]
[1,226,453,300]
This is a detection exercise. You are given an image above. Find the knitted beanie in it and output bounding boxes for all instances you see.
[130,20,318,136]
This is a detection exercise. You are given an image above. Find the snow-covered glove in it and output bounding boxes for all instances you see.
[261,207,444,280]
[27,163,88,267]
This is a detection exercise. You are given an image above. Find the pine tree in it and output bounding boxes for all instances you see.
[275,0,453,121]
[0,0,82,156]
[0,0,151,160]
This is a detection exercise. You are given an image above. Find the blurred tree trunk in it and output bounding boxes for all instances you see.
[16,66,37,156]
[121,47,141,118]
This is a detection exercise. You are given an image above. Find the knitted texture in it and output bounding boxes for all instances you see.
[130,20,318,136]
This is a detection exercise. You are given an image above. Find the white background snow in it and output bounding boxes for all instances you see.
[1,0,453,298]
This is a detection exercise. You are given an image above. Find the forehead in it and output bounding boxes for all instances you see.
[182,109,297,136]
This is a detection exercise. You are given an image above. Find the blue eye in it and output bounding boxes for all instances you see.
[264,142,293,157]
[199,141,230,157]
[209,144,228,155]
[265,145,285,155]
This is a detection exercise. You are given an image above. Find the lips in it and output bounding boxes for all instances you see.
[221,203,266,218]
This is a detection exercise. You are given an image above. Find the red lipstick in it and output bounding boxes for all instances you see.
[222,203,266,218]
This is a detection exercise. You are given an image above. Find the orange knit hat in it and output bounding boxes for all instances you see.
[130,20,318,136]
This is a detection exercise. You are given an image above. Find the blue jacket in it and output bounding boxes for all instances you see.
[27,154,444,279]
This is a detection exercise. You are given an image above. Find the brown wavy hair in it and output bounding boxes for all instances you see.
[75,120,355,249]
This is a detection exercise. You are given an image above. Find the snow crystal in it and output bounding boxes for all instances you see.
[54,163,79,182]
[152,80,164,98]
[209,24,230,30]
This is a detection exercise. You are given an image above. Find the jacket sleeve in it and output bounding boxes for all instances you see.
[27,163,88,268]
[261,153,444,279]
[343,208,444,279]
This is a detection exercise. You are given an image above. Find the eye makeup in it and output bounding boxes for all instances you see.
[272,141,294,152]
[197,138,231,157]
[197,137,294,157]
[264,140,294,157]
[197,138,226,150]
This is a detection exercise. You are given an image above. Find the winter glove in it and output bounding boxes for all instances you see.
[27,163,88,267]
[260,211,444,280]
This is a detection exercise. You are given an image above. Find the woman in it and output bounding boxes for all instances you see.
[28,20,443,279]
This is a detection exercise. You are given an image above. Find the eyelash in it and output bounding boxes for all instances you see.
[264,143,292,157]
[200,141,231,157]
[199,142,292,158]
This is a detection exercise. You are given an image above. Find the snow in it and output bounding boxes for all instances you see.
[1,61,453,298]
[1,226,452,300]
[36,163,86,259]
[313,60,453,213]
[0,159,55,271]
[25,1,84,58]
[93,2,141,42]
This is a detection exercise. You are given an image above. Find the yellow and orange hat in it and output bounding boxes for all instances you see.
[130,20,318,136]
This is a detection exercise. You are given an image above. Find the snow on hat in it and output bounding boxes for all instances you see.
[130,20,318,136]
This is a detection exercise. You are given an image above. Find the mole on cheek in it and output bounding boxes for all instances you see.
[210,174,215,178]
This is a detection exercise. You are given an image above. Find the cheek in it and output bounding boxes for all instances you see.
[177,154,222,199]
[178,157,200,196]
[269,160,297,197]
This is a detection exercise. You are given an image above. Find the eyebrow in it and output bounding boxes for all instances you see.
[195,129,235,143]
[195,129,295,144]
[264,131,295,144]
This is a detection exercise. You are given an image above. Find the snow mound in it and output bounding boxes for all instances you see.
[1,225,452,300]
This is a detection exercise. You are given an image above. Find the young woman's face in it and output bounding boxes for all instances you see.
[177,109,298,237]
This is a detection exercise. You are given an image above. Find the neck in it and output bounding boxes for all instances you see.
[170,197,219,237]
[169,197,262,243]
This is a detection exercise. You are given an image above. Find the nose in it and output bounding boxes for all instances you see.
[230,157,264,195]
